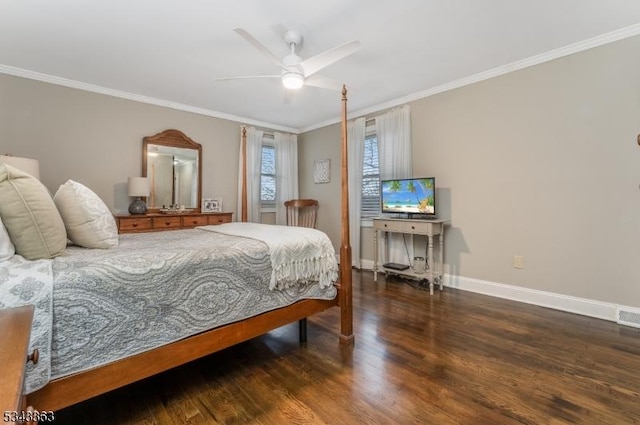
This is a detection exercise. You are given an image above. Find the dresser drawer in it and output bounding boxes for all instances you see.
[182,215,208,228]
[118,217,152,232]
[152,217,182,230]
[116,213,233,233]
[208,214,232,225]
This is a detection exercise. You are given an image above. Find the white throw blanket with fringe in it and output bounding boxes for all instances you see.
[199,222,338,290]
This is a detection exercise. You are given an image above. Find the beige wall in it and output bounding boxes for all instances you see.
[0,74,242,216]
[298,124,342,251]
[300,34,640,307]
[2,33,639,307]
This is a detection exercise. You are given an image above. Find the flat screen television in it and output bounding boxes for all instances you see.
[380,177,436,218]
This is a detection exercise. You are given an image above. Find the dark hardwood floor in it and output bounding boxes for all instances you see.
[54,270,640,424]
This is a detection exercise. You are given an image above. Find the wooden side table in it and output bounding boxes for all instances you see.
[373,217,448,295]
[0,305,40,425]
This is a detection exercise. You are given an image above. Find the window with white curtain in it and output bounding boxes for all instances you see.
[260,142,276,208]
[361,129,380,218]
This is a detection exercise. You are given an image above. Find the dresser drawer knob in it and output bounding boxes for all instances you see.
[165,221,171,226]
[192,220,198,224]
[132,223,138,227]
[27,348,39,365]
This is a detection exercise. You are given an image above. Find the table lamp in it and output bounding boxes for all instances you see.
[128,177,149,215]
[0,154,40,180]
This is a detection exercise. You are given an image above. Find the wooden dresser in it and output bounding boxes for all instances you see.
[115,212,233,234]
[0,305,41,425]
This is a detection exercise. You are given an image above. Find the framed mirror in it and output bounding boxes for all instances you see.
[142,129,202,212]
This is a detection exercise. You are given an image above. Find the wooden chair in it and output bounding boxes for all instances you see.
[285,199,319,228]
[284,198,319,343]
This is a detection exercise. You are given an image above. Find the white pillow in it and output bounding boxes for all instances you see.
[0,216,15,262]
[0,164,67,260]
[54,180,119,249]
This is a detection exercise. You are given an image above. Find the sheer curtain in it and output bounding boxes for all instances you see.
[376,105,412,264]
[347,117,366,268]
[237,126,263,223]
[274,132,298,225]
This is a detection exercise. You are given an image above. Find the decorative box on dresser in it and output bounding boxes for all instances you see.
[0,305,41,425]
[115,212,233,234]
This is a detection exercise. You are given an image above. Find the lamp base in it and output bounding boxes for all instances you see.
[128,198,147,215]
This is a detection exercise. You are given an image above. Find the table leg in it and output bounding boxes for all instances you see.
[439,228,444,290]
[428,235,434,295]
[373,229,378,281]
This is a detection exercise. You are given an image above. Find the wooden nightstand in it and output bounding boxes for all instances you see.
[0,305,39,425]
[115,212,233,234]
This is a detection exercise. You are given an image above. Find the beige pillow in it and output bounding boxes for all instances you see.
[54,180,118,249]
[0,164,67,260]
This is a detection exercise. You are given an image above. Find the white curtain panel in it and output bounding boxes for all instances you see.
[236,126,263,223]
[274,132,299,225]
[376,105,412,264]
[347,117,366,268]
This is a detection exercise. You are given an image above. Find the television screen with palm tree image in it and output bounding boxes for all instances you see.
[380,177,436,218]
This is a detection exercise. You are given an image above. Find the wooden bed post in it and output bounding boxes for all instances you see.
[241,126,248,222]
[339,85,354,346]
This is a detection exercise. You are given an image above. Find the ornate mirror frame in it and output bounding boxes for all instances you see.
[142,129,203,213]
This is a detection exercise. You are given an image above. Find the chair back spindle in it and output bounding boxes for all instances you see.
[284,199,319,228]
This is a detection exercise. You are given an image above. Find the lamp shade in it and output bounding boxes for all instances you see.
[128,177,149,197]
[0,155,40,180]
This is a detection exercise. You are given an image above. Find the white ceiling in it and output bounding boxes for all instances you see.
[2,0,640,133]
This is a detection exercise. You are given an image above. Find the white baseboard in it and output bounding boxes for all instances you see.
[443,275,621,322]
[354,260,633,324]
[360,259,375,270]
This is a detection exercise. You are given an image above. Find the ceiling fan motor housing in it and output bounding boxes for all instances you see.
[283,30,303,48]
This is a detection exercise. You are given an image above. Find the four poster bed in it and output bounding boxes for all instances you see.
[25,87,353,412]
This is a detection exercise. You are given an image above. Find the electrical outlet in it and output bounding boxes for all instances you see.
[513,255,524,269]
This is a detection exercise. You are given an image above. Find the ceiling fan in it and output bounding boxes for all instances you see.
[218,28,361,92]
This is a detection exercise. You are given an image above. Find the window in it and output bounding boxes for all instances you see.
[260,144,276,208]
[361,134,380,218]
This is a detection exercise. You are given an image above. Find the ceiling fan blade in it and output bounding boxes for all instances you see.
[301,40,361,77]
[233,28,285,68]
[304,74,344,91]
[216,75,280,81]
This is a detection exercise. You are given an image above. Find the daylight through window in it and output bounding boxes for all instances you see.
[261,144,276,207]
[361,135,380,217]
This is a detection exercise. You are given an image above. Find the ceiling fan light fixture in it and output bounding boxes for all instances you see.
[282,72,304,89]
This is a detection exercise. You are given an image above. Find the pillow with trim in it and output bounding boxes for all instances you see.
[54,180,118,249]
[0,164,67,260]
[0,216,15,262]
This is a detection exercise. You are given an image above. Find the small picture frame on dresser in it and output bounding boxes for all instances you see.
[202,198,222,213]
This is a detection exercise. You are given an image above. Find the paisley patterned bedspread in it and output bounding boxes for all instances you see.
[41,228,336,391]
[0,255,53,394]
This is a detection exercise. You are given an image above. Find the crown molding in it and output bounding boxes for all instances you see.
[0,64,299,134]
[3,23,640,135]
[299,23,640,133]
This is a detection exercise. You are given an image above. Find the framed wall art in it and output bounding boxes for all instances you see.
[313,159,331,184]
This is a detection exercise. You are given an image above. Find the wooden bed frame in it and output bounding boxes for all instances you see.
[27,87,353,412]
